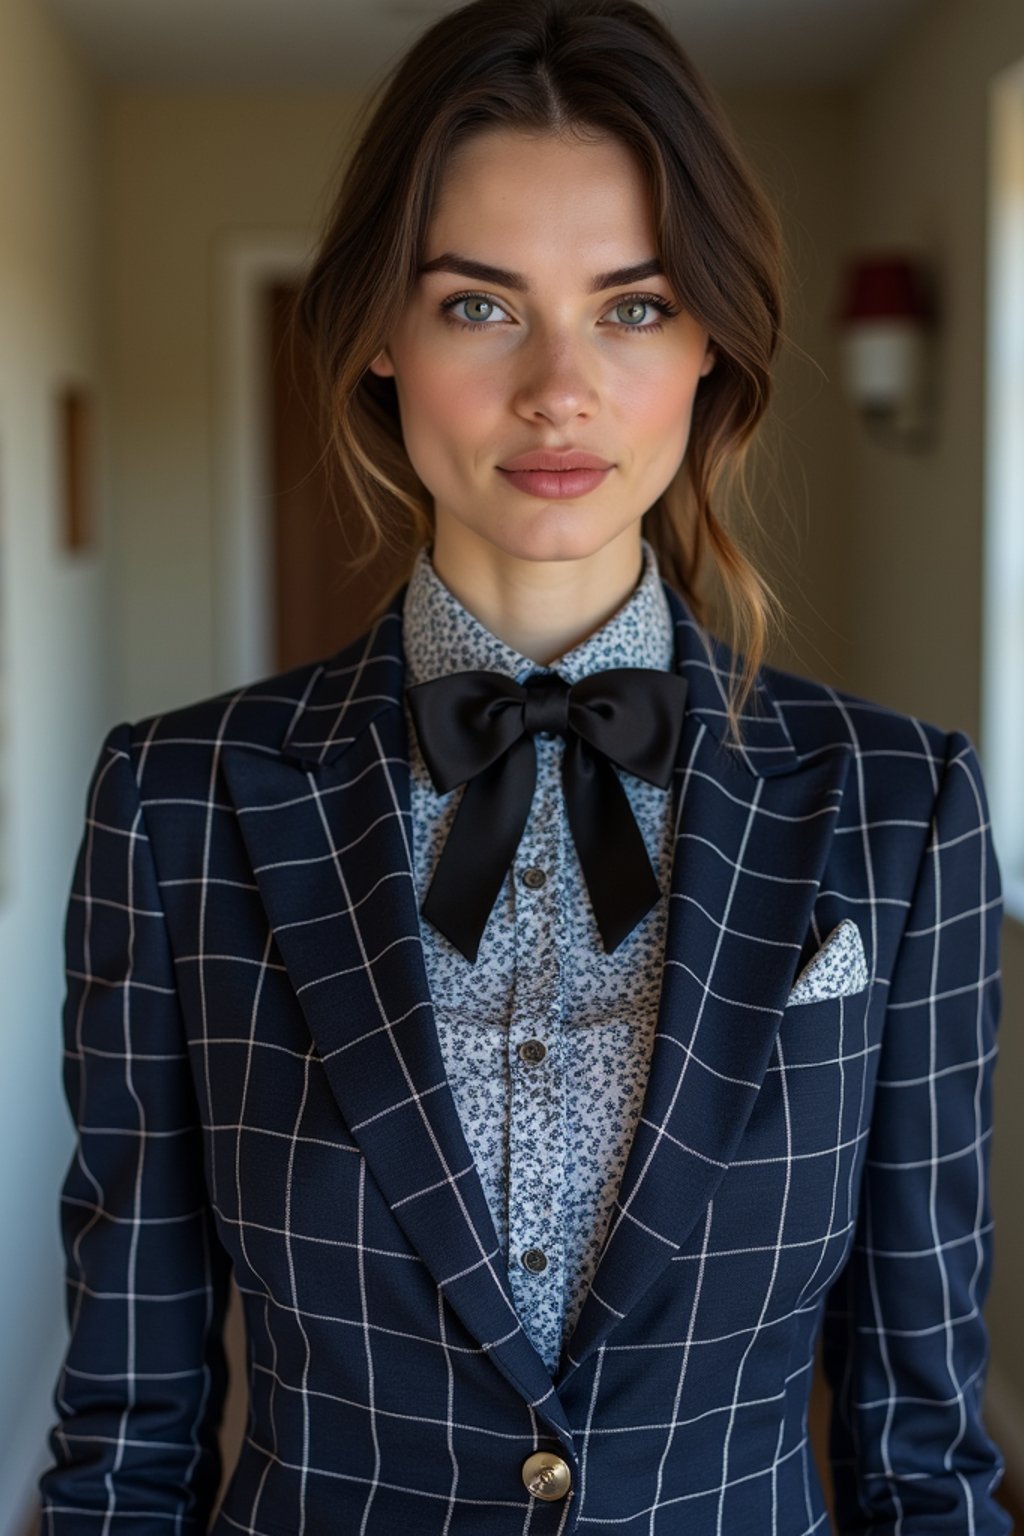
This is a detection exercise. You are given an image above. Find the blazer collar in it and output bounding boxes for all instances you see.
[278,577,801,779]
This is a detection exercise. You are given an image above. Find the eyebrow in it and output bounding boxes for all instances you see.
[417,252,666,293]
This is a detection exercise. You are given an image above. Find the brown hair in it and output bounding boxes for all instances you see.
[294,0,788,744]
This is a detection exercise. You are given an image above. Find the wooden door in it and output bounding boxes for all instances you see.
[267,281,411,670]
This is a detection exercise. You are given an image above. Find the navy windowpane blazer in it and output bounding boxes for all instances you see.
[38,578,1009,1534]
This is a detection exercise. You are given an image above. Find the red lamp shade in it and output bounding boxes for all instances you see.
[836,255,933,325]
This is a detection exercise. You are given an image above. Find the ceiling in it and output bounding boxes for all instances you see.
[43,0,934,91]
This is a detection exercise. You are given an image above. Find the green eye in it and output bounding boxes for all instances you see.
[462,297,497,323]
[441,292,510,328]
[616,298,650,325]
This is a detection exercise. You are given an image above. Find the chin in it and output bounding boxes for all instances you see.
[480,507,637,566]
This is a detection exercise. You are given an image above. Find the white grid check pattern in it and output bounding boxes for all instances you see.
[38,576,1009,1534]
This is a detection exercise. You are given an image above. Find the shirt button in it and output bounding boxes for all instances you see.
[521,1247,548,1274]
[521,866,547,889]
[517,1038,547,1065]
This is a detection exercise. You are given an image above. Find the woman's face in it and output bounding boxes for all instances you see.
[368,126,716,567]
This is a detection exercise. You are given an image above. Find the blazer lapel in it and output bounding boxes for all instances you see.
[221,575,853,1417]
[220,599,573,1443]
[553,603,854,1383]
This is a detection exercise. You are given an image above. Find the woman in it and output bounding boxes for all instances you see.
[39,0,1009,1531]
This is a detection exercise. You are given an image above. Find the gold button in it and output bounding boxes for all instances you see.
[521,1450,572,1501]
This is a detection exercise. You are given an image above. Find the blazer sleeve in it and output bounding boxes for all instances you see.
[38,721,233,1533]
[819,728,1011,1533]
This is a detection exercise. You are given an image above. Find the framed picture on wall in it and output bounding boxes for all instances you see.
[58,384,95,554]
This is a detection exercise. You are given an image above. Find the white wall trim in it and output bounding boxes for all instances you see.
[212,231,311,693]
[1002,873,1024,929]
[982,60,1024,930]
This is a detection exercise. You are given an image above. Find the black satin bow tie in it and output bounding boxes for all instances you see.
[404,666,689,963]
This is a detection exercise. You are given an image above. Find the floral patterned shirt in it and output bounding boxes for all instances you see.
[401,536,676,1373]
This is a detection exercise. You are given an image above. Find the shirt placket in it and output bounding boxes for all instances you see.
[505,731,568,1373]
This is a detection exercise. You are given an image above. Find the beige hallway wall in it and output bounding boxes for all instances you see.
[724,87,861,687]
[100,88,365,719]
[0,0,109,1528]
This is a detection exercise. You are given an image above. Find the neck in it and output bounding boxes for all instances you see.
[428,520,645,665]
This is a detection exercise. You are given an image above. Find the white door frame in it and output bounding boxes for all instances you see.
[983,61,1024,923]
[212,231,312,692]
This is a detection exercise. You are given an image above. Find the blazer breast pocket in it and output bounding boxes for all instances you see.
[776,921,872,1079]
[737,918,874,1233]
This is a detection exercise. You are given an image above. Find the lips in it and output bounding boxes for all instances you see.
[498,449,613,472]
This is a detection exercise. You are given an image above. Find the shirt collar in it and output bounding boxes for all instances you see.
[402,535,675,688]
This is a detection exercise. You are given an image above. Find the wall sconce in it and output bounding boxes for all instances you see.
[834,253,938,452]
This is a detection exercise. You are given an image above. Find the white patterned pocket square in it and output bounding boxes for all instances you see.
[786,918,869,1007]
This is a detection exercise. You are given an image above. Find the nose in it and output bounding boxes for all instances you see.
[509,329,600,427]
